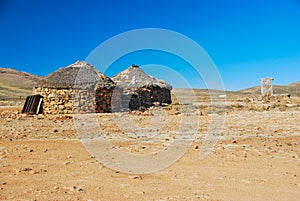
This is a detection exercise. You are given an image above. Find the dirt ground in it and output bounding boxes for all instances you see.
[0,93,299,201]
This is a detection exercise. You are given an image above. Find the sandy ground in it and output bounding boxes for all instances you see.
[0,96,299,200]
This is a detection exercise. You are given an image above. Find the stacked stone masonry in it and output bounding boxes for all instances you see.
[34,87,121,114]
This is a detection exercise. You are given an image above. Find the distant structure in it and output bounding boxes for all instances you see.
[112,64,172,111]
[260,78,274,97]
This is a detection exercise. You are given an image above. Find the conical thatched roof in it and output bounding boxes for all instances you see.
[37,61,114,89]
[111,64,172,91]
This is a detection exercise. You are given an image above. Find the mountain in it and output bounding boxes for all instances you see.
[238,81,300,96]
[0,67,42,100]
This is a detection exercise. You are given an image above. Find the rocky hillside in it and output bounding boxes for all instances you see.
[0,67,41,100]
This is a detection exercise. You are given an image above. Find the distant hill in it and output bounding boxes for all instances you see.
[0,67,41,100]
[1,66,299,101]
[239,81,300,96]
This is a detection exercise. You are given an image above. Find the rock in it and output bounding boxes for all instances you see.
[241,179,251,184]
[58,105,65,110]
[29,170,38,174]
[17,167,32,172]
[47,93,56,98]
[65,102,73,108]
[174,111,181,115]
[129,175,142,179]
[135,191,145,195]
[37,114,44,119]
[69,186,84,192]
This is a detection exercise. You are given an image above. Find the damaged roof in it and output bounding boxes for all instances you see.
[111,64,172,91]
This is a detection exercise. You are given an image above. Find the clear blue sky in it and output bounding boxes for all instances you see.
[0,0,299,90]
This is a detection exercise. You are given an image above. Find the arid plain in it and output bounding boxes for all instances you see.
[0,88,299,201]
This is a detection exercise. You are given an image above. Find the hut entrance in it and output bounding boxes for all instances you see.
[22,95,43,114]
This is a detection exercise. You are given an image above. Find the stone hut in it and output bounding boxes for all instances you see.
[34,61,120,114]
[112,64,172,111]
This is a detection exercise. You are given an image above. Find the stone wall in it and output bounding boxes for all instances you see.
[34,87,121,114]
[34,87,74,114]
[72,89,95,114]
[95,87,122,113]
[123,86,172,111]
[33,85,171,114]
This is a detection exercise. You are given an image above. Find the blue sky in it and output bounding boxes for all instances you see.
[0,0,299,90]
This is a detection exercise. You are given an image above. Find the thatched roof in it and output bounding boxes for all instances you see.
[37,61,115,89]
[111,64,172,91]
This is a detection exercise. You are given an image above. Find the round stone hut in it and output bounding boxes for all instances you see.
[34,61,120,114]
[111,64,172,111]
